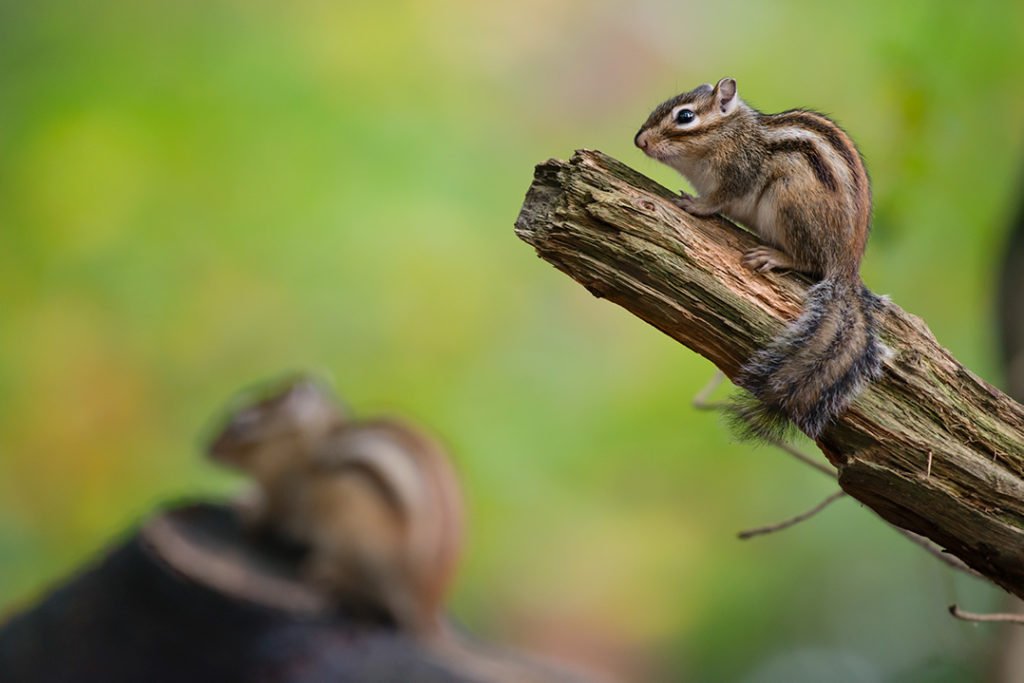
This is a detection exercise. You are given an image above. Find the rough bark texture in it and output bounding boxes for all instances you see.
[514,149,1024,599]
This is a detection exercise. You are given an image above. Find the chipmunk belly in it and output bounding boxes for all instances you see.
[721,192,781,245]
[720,190,789,251]
[753,200,790,249]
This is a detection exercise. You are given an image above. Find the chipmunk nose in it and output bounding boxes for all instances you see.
[634,131,648,150]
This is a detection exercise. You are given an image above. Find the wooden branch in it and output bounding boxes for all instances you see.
[514,149,1024,599]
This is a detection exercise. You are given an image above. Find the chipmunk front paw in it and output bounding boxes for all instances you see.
[742,246,795,273]
[671,191,718,217]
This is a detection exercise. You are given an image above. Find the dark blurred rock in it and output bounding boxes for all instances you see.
[0,504,578,683]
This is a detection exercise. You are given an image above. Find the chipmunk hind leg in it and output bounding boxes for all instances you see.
[741,246,796,273]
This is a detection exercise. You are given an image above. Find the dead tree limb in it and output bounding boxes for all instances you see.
[514,149,1024,599]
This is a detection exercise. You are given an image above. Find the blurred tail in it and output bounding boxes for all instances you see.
[728,276,887,441]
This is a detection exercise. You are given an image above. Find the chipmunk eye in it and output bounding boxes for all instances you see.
[675,109,696,125]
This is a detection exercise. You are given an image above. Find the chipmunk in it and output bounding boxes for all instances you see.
[209,384,463,638]
[207,375,349,540]
[300,425,588,680]
[302,418,464,639]
[635,78,887,439]
[207,384,586,679]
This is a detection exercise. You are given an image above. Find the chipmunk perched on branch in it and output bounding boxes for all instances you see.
[635,78,888,439]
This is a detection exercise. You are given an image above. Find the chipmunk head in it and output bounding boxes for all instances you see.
[634,78,742,170]
[208,374,347,480]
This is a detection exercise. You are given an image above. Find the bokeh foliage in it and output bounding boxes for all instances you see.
[1,1,1023,680]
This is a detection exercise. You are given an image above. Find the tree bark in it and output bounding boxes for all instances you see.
[514,149,1024,599]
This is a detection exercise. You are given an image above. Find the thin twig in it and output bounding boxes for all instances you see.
[949,604,1024,625]
[738,490,847,539]
[691,372,981,579]
[889,527,981,577]
[691,370,834,478]
[765,438,836,479]
[692,370,728,411]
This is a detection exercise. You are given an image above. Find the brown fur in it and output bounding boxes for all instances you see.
[635,78,886,438]
[208,381,463,638]
[207,376,348,536]
[309,418,464,638]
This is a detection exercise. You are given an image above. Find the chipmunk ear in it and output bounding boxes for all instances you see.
[715,78,738,114]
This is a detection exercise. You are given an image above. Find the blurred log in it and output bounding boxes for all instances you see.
[998,181,1024,400]
[994,171,1024,681]
[514,149,1024,599]
[0,503,584,683]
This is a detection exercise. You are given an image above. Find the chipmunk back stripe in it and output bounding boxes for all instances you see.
[755,169,786,205]
[335,459,408,512]
[765,110,868,208]
[767,111,860,172]
[766,138,838,192]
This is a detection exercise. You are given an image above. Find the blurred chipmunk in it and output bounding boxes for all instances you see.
[207,375,348,541]
[303,418,464,639]
[312,422,591,682]
[208,381,462,637]
[208,382,588,680]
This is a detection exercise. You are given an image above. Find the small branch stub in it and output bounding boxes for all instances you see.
[949,605,1024,625]
[514,149,1024,599]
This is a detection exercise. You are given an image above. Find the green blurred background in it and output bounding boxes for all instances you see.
[2,1,1023,680]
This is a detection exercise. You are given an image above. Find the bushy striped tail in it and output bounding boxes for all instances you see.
[728,276,887,441]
